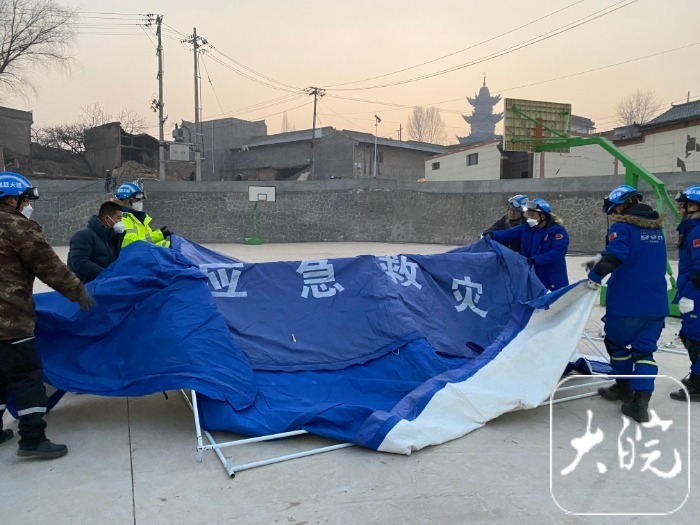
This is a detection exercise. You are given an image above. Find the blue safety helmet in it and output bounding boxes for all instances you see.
[115,182,145,201]
[0,171,39,200]
[507,194,528,212]
[676,185,700,204]
[525,198,551,215]
[603,184,642,214]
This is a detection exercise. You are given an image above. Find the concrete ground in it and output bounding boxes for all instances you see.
[1,242,698,524]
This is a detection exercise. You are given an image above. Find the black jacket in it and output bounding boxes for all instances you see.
[67,215,122,283]
[484,215,523,252]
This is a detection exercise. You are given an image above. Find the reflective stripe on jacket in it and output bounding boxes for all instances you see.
[121,211,169,248]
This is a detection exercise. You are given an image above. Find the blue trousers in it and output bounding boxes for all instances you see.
[603,315,665,392]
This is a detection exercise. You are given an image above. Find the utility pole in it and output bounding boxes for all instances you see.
[373,115,381,178]
[305,86,325,180]
[192,28,202,182]
[399,124,402,141]
[155,15,166,181]
[182,28,205,181]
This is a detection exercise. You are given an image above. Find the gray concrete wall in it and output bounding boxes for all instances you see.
[29,173,700,254]
[0,106,32,156]
[85,123,121,177]
[183,118,267,181]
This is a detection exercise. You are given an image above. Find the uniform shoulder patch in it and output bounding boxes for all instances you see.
[608,232,618,241]
[693,238,700,248]
[555,233,563,240]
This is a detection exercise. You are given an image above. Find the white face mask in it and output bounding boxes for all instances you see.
[131,201,144,212]
[526,218,539,228]
[112,221,126,234]
[21,204,34,219]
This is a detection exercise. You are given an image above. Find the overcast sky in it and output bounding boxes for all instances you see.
[3,0,699,143]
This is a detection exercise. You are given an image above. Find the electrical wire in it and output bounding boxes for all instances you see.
[323,0,638,92]
[200,53,226,116]
[208,44,304,93]
[324,0,585,88]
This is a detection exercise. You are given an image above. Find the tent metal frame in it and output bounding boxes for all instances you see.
[179,389,353,478]
[183,330,686,478]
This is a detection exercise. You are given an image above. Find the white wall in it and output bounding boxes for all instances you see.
[538,144,616,178]
[425,143,501,181]
[619,125,700,173]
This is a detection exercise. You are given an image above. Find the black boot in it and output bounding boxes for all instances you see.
[17,439,68,459]
[670,374,700,402]
[598,380,633,403]
[0,429,13,445]
[621,391,652,423]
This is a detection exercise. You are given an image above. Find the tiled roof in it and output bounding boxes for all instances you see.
[643,100,700,127]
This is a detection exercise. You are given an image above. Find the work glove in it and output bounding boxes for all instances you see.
[77,290,96,311]
[586,280,601,290]
[582,253,602,271]
[678,297,695,315]
[160,226,172,238]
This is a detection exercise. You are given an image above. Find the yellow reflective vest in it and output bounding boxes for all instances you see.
[121,210,170,248]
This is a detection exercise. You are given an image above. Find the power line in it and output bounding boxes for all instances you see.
[208,44,304,93]
[324,0,585,88]
[199,53,226,116]
[202,94,306,120]
[199,52,303,94]
[323,0,638,92]
[320,40,699,122]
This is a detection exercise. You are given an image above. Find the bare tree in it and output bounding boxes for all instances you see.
[615,89,663,126]
[0,0,77,97]
[118,107,147,134]
[34,103,148,173]
[406,106,447,144]
[80,102,111,128]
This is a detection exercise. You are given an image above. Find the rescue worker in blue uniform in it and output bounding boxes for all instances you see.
[483,194,528,252]
[489,198,569,291]
[587,185,668,422]
[670,185,700,402]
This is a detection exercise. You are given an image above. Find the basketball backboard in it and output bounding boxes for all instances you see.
[503,98,572,153]
[248,185,276,202]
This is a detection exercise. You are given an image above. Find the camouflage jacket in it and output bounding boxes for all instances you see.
[0,203,87,340]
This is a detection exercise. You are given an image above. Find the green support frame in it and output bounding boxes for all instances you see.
[509,108,681,315]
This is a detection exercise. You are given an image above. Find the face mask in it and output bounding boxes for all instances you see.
[21,204,33,219]
[526,218,539,228]
[131,201,144,212]
[112,220,126,234]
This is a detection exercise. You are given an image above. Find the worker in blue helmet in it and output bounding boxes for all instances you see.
[670,185,700,402]
[0,172,95,459]
[488,197,570,291]
[483,195,528,251]
[586,184,668,422]
[114,182,171,248]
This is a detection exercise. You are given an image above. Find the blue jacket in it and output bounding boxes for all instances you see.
[675,213,700,301]
[594,204,669,317]
[491,215,570,291]
[68,215,122,283]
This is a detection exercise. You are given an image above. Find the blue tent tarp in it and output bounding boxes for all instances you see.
[33,238,596,453]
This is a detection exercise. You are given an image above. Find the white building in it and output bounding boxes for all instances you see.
[615,100,700,173]
[425,136,615,181]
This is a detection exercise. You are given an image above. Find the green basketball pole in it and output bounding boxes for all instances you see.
[244,201,264,245]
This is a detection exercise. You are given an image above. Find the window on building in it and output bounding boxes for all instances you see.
[432,162,441,170]
[520,171,529,179]
[467,153,478,166]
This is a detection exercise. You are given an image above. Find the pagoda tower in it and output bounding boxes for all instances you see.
[458,76,504,145]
